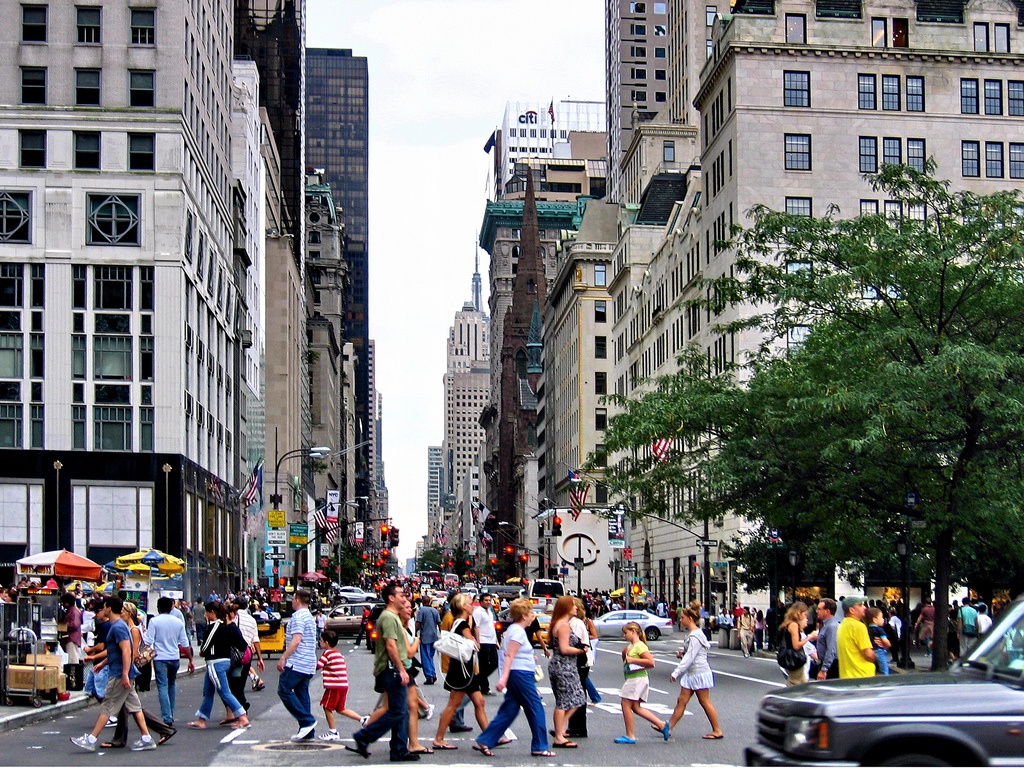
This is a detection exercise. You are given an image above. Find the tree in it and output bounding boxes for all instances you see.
[604,166,1024,669]
[418,545,444,571]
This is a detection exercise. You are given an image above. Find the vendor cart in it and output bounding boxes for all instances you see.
[2,628,59,707]
[256,616,285,657]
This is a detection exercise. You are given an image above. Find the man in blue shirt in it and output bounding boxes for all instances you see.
[72,596,156,752]
[278,589,318,742]
[415,596,441,685]
[145,596,194,726]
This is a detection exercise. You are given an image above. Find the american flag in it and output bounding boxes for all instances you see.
[240,459,263,507]
[479,530,493,546]
[568,482,589,521]
[651,438,672,462]
[313,508,338,546]
[567,469,582,484]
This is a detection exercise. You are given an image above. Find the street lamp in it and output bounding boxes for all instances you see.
[896,537,915,669]
[53,461,62,550]
[271,445,330,509]
[788,550,800,602]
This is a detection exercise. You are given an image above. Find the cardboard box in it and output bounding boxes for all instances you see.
[7,664,60,691]
[25,654,63,669]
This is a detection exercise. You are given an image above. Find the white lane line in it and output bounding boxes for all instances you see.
[220,727,250,743]
[230,739,259,745]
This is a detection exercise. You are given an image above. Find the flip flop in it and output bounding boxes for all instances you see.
[532,750,557,757]
[472,744,495,757]
[497,737,512,745]
[553,741,578,748]
[230,721,250,729]
[703,733,725,740]
[219,717,238,726]
[186,721,206,730]
[431,743,458,750]
[410,748,434,754]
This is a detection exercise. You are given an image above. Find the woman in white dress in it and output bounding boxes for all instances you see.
[665,608,723,740]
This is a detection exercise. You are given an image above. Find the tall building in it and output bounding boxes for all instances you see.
[0,0,248,590]
[427,445,442,538]
[305,48,372,507]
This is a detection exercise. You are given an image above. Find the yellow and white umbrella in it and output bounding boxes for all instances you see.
[114,549,186,575]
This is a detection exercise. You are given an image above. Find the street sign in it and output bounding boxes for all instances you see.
[696,538,719,547]
[559,566,569,576]
[289,523,308,549]
[711,560,729,569]
[319,543,331,556]
[266,530,287,546]
[623,547,633,561]
[268,509,286,528]
[266,552,285,561]
[573,557,585,570]
[905,491,919,508]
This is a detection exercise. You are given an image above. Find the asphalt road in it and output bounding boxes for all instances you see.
[0,635,790,766]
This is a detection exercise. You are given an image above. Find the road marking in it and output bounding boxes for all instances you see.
[231,739,259,744]
[220,727,251,743]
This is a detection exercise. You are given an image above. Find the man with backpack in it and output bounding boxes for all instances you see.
[959,596,979,654]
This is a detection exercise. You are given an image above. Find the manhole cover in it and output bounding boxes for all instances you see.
[254,742,340,752]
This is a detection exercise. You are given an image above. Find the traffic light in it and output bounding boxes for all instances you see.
[552,515,562,536]
[447,559,454,567]
[361,553,369,561]
[489,556,497,566]
[339,519,348,538]
[465,559,471,566]
[631,583,641,595]
[519,554,529,563]
[379,524,389,543]
[389,527,400,547]
[504,545,515,555]
[382,548,390,558]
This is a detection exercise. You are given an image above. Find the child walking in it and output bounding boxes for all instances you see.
[614,622,670,744]
[316,630,363,742]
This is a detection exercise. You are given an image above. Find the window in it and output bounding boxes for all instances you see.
[75,69,101,106]
[1010,143,1024,179]
[30,334,42,377]
[595,300,607,323]
[858,74,877,110]
[0,405,22,449]
[87,194,140,245]
[19,130,45,168]
[860,199,879,215]
[632,67,647,80]
[0,265,20,307]
[72,335,86,377]
[655,91,666,103]
[129,70,155,107]
[706,40,714,59]
[629,23,646,35]
[907,139,926,172]
[632,90,647,102]
[995,24,1010,53]
[885,200,902,219]
[882,75,900,110]
[786,14,806,44]
[784,134,811,170]
[986,142,1004,178]
[76,6,100,43]
[94,406,131,451]
[130,9,155,44]
[962,141,980,177]
[784,71,810,107]
[0,334,23,378]
[872,18,886,47]
[21,68,45,105]
[73,405,85,448]
[893,18,909,47]
[785,197,812,217]
[654,24,666,35]
[859,137,878,173]
[74,132,100,170]
[141,407,153,451]
[630,1,646,10]
[595,264,607,287]
[654,46,666,57]
[883,137,901,166]
[596,408,607,430]
[655,69,666,80]
[630,45,646,56]
[985,80,1002,115]
[961,79,978,114]
[0,193,30,244]
[595,336,607,359]
[654,1,666,12]
[22,5,46,41]
[94,266,132,309]
[94,336,131,379]
[595,371,607,395]
[906,76,925,112]
[1009,82,1024,115]
[974,22,989,52]
[706,5,717,26]
[30,405,42,449]
[128,133,155,171]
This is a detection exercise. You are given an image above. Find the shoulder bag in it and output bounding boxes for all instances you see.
[436,628,476,663]
[776,627,807,670]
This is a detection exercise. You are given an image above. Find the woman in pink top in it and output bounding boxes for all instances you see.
[915,599,936,656]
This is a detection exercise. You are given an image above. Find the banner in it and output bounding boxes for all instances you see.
[326,490,340,523]
[355,521,364,545]
[608,510,625,548]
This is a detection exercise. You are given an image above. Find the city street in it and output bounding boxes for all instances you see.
[0,638,786,766]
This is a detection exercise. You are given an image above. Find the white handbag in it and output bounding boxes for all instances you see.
[436,629,476,663]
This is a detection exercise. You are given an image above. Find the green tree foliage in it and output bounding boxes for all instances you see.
[603,166,1024,669]
[418,545,445,570]
[326,544,367,585]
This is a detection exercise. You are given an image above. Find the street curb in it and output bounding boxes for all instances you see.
[0,658,208,736]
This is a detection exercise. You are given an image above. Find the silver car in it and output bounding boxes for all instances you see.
[593,609,675,641]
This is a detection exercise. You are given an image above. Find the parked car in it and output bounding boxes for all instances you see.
[592,609,674,641]
[365,603,386,653]
[324,601,376,635]
[745,595,1024,767]
[497,607,551,647]
[336,585,377,603]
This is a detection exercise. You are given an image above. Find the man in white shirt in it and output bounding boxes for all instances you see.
[472,592,499,695]
[144,596,194,727]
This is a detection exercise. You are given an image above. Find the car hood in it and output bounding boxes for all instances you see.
[761,671,1021,718]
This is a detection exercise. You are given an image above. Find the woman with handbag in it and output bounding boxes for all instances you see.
[102,601,176,748]
[186,602,250,730]
[220,603,252,724]
[666,608,723,739]
[566,598,593,737]
[432,593,491,750]
[778,601,818,686]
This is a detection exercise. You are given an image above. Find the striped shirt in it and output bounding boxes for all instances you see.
[285,608,318,675]
[317,647,348,688]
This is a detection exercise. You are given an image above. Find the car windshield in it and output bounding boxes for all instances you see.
[961,599,1024,681]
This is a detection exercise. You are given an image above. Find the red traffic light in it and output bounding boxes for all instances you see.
[504,545,514,555]
[382,548,390,557]
[361,553,369,560]
[519,554,528,563]
[489,557,497,565]
[631,584,641,594]
[380,524,389,534]
[465,559,471,566]
[553,516,562,525]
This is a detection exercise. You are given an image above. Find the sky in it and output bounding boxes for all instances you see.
[305,1,605,562]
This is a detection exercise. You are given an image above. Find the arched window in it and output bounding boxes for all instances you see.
[515,349,527,377]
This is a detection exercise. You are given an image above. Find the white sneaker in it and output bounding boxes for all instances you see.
[359,715,370,728]
[71,735,96,752]
[318,731,340,742]
[130,737,156,751]
[425,704,435,721]
[290,723,316,742]
[104,717,118,728]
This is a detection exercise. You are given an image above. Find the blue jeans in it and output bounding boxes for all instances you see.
[420,642,436,680]
[585,674,602,703]
[476,670,549,753]
[277,666,315,729]
[876,648,891,675]
[452,693,470,726]
[353,667,410,758]
[196,659,245,721]
[153,659,180,724]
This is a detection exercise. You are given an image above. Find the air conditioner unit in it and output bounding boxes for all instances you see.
[240,329,253,348]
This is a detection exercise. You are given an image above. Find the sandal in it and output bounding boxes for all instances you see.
[431,742,458,750]
[409,748,434,754]
[230,720,250,729]
[552,740,578,748]
[497,737,512,745]
[473,744,495,757]
[219,717,238,726]
[186,721,206,729]
[532,750,557,757]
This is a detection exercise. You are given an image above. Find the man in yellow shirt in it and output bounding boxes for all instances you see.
[837,596,876,678]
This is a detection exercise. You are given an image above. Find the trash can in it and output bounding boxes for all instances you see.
[730,628,741,650]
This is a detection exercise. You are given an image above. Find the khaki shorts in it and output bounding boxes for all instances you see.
[100,676,142,716]
[620,676,650,702]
